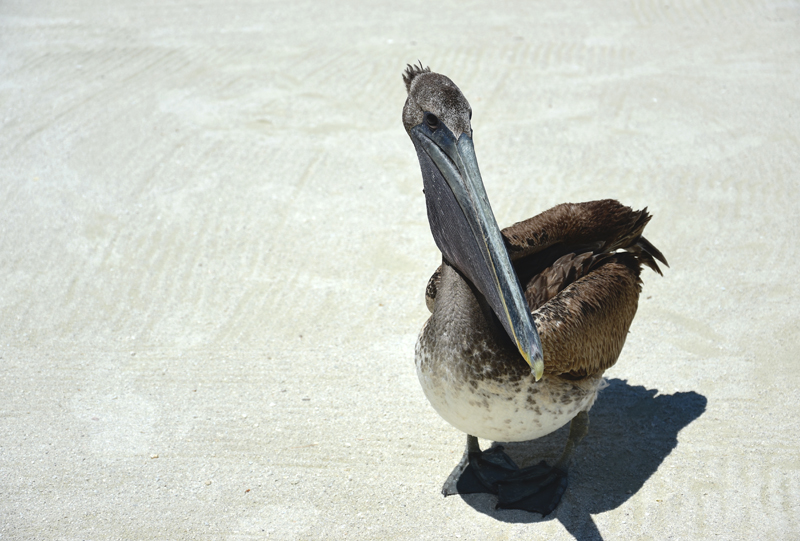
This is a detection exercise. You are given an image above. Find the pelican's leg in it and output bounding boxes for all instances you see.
[441,435,480,496]
[553,410,589,470]
[496,410,590,514]
[440,412,590,515]
[441,434,519,497]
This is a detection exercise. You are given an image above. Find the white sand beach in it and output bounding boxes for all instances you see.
[2,0,799,538]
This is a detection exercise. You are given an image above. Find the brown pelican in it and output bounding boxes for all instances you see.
[402,63,667,515]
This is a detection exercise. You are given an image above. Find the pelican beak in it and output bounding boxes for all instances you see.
[410,118,544,380]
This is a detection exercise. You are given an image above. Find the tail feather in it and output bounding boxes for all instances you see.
[627,235,668,276]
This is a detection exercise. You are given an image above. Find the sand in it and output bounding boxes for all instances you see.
[2,0,800,539]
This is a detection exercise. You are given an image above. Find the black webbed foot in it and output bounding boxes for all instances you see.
[443,413,589,515]
[495,460,568,515]
[456,445,519,494]
[445,445,567,515]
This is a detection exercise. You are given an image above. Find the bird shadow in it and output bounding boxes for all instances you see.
[455,378,707,540]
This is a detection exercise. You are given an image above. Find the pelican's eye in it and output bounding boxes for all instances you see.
[424,112,440,130]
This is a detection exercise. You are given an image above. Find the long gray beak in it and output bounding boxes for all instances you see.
[411,119,544,380]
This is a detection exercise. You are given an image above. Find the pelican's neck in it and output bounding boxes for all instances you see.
[432,262,514,356]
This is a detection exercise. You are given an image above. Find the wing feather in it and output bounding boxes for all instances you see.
[423,199,666,377]
[533,254,642,377]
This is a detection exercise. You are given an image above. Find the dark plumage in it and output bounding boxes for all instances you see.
[425,199,667,378]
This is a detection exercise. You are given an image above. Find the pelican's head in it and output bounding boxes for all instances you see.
[402,63,544,380]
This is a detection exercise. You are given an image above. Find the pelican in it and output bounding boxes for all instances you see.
[402,63,667,514]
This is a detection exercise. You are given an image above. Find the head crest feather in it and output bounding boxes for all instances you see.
[402,61,431,92]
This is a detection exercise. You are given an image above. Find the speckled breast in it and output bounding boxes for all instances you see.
[415,319,604,442]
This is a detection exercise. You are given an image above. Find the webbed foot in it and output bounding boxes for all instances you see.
[441,411,589,516]
[442,443,519,496]
[442,441,567,515]
[495,460,568,514]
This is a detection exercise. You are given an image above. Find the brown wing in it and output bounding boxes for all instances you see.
[424,266,441,313]
[424,199,667,377]
[502,199,665,265]
[507,199,667,377]
[426,199,666,306]
[533,253,642,378]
